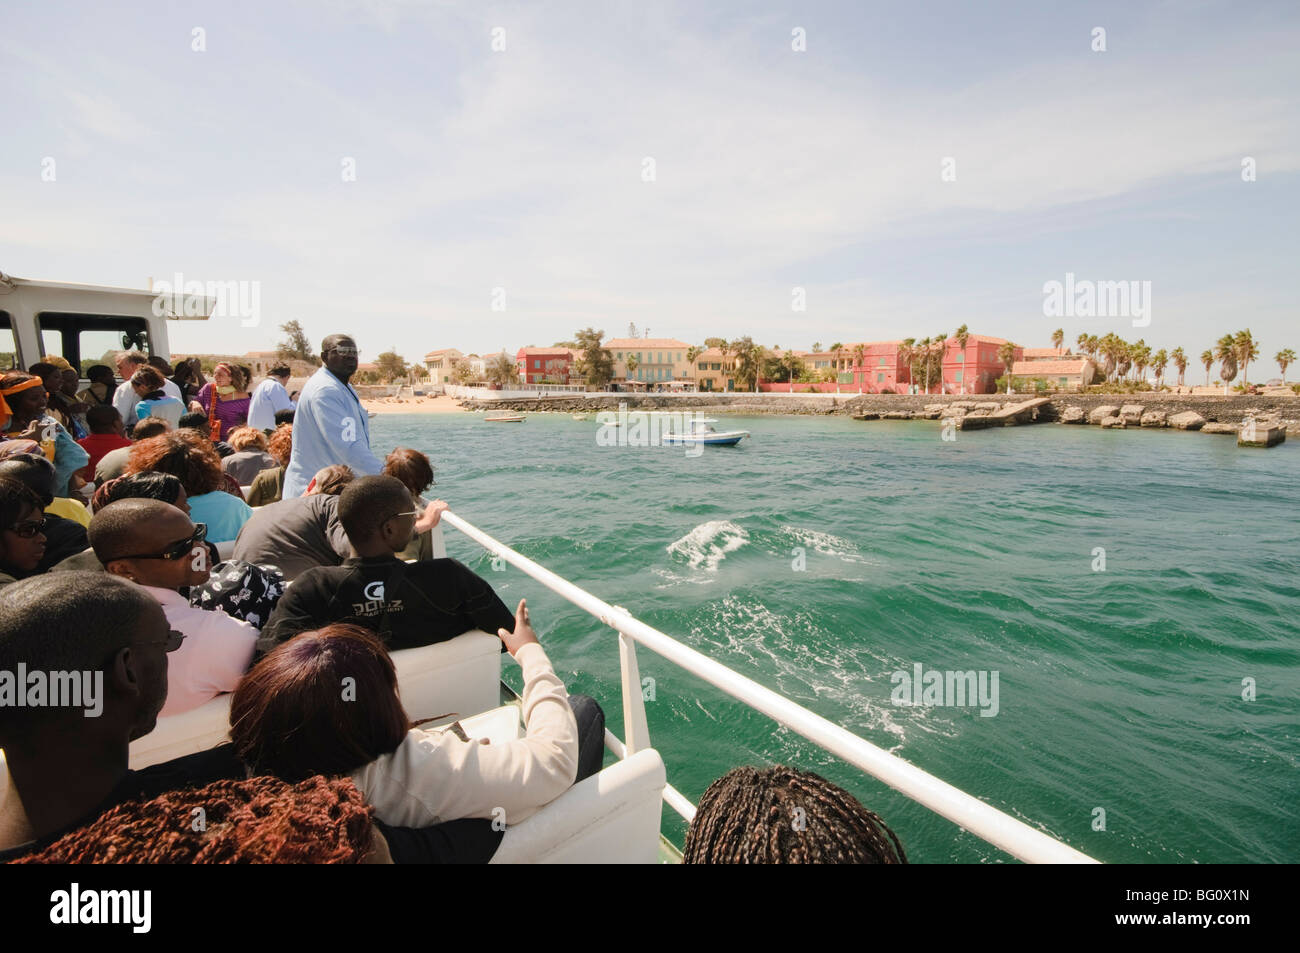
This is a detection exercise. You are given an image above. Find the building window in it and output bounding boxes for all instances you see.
[878,356,885,365]
[1059,377,1068,387]
[617,352,623,360]
[957,353,964,362]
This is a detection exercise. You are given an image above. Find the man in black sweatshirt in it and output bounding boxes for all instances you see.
[256,476,513,655]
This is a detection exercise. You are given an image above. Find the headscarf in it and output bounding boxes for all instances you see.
[0,377,44,424]
[41,355,75,373]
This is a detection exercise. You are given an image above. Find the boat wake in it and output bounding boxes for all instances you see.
[667,520,750,571]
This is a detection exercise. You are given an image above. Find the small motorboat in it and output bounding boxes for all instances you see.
[572,413,589,421]
[485,413,526,423]
[662,419,749,446]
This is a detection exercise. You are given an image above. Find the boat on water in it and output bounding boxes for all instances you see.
[662,419,750,446]
[0,273,1094,864]
[485,413,526,422]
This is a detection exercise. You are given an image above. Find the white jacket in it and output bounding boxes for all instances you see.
[353,643,578,826]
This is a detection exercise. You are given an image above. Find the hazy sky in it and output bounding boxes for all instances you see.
[3,0,1297,366]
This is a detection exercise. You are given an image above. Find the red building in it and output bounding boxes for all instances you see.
[516,347,575,384]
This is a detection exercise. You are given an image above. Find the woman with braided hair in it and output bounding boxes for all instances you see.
[682,765,908,864]
[13,775,386,864]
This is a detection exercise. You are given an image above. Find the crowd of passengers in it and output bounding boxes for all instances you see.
[0,340,906,863]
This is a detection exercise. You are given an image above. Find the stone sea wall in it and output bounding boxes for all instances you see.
[460,391,1300,432]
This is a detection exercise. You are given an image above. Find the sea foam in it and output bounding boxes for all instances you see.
[667,520,750,571]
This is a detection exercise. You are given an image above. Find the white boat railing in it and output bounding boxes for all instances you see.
[440,510,1097,864]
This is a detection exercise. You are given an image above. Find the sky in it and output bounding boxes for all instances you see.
[2,0,1298,368]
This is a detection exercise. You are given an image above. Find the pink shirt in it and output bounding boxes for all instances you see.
[144,586,258,716]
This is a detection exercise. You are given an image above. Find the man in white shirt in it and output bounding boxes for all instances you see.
[87,498,258,716]
[247,363,295,431]
[283,334,383,498]
[111,350,183,429]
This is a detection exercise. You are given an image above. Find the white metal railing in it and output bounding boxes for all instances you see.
[440,510,1097,864]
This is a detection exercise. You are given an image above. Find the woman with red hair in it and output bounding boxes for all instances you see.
[126,430,252,542]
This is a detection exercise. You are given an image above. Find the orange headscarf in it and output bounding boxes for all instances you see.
[0,377,44,423]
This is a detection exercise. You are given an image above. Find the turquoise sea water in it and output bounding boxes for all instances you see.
[371,411,1299,863]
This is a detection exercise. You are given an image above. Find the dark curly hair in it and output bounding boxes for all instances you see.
[13,774,376,864]
[125,429,224,496]
[682,765,907,864]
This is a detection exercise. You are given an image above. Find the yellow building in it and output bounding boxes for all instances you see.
[423,348,464,385]
[605,338,692,387]
[693,347,737,392]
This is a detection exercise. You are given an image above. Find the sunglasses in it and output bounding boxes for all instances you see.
[384,510,420,524]
[116,524,207,561]
[329,346,360,356]
[8,518,46,539]
[136,630,186,653]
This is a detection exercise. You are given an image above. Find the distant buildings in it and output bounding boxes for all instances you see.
[693,347,737,392]
[516,346,576,384]
[423,348,464,386]
[427,331,1075,394]
[605,338,692,386]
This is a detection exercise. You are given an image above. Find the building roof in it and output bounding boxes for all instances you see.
[604,338,691,349]
[423,347,463,360]
[694,347,735,361]
[1022,347,1071,359]
[516,346,573,356]
[1011,359,1093,376]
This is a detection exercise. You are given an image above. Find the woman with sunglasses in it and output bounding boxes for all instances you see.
[0,372,91,499]
[0,477,47,591]
[87,497,258,716]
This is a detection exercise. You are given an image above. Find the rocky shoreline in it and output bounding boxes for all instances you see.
[459,391,1300,437]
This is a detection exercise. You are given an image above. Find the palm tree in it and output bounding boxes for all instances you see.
[1170,347,1187,387]
[1076,332,1089,355]
[954,325,970,394]
[1277,348,1296,384]
[1131,340,1151,384]
[1215,334,1238,392]
[1200,349,1214,387]
[851,343,866,391]
[1051,328,1064,352]
[686,345,702,365]
[625,353,639,384]
[1086,334,1100,360]
[1115,340,1133,382]
[997,342,1018,393]
[899,338,916,393]
[1151,349,1168,387]
[811,341,822,354]
[1234,329,1258,386]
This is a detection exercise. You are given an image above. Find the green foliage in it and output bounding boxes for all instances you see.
[574,327,613,387]
[375,350,409,382]
[485,353,519,386]
[277,320,318,365]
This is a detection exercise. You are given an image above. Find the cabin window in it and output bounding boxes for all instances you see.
[0,314,18,372]
[36,313,152,376]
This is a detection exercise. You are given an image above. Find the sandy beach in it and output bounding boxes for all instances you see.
[360,394,467,415]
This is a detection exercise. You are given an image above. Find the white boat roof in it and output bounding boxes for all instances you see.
[1,271,216,319]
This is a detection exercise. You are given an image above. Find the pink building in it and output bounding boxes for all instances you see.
[790,335,1021,394]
